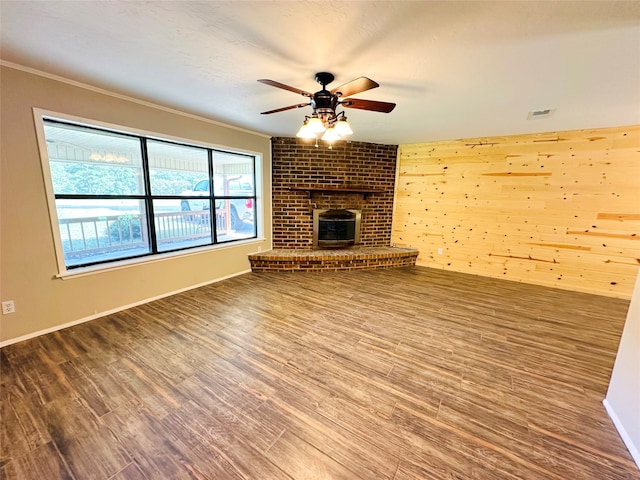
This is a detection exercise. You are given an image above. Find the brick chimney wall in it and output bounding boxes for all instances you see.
[271,137,398,249]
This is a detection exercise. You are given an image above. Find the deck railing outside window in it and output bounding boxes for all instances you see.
[59,209,235,267]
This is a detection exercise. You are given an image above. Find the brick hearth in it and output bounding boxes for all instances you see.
[249,247,418,272]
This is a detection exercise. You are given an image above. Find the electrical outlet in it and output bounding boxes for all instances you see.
[2,300,15,315]
[437,248,443,255]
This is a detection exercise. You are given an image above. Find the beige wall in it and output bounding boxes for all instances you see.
[0,65,272,345]
[393,126,640,299]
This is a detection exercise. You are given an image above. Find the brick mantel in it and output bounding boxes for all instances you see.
[271,137,398,249]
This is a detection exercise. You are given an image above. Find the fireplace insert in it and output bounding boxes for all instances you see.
[313,209,362,248]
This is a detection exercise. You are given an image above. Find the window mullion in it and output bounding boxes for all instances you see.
[139,138,158,253]
[208,149,217,244]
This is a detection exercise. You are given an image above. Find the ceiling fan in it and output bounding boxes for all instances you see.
[258,72,396,142]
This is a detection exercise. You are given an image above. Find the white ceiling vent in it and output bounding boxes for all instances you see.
[527,109,555,120]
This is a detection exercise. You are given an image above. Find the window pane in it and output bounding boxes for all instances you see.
[153,200,212,252]
[44,122,144,195]
[215,198,256,239]
[56,199,150,267]
[213,152,255,196]
[147,140,209,196]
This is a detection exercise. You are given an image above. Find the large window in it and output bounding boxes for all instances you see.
[39,117,258,271]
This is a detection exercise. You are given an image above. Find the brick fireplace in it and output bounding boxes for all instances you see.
[249,137,418,271]
[271,137,397,249]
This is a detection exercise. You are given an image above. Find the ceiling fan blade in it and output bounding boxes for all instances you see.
[260,102,310,115]
[341,98,396,113]
[258,79,313,98]
[331,76,379,98]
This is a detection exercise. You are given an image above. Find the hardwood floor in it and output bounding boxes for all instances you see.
[1,266,638,479]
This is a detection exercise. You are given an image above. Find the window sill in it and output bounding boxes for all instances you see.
[55,237,265,280]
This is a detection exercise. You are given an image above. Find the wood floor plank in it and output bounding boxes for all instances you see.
[252,398,400,480]
[161,399,284,479]
[0,388,51,464]
[35,331,87,365]
[0,442,74,480]
[9,349,75,407]
[393,401,561,480]
[167,380,279,454]
[41,398,131,479]
[56,354,139,415]
[108,462,148,480]
[264,428,365,480]
[1,266,637,479]
[101,402,205,480]
[105,356,186,419]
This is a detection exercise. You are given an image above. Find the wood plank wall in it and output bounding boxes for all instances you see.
[392,125,640,299]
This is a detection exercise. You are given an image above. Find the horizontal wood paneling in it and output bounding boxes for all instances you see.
[393,125,640,298]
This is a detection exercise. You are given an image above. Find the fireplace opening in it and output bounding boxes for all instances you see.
[313,209,362,249]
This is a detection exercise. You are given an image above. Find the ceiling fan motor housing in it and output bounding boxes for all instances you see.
[312,72,339,117]
[312,90,338,116]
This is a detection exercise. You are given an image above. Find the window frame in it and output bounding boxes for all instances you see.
[34,109,261,277]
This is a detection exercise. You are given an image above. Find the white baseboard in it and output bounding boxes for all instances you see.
[603,398,640,470]
[0,269,251,348]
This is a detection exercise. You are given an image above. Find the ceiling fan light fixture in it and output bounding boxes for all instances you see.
[321,126,341,142]
[334,117,353,136]
[306,116,326,134]
[296,121,316,139]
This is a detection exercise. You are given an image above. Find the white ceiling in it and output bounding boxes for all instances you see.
[2,1,639,145]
